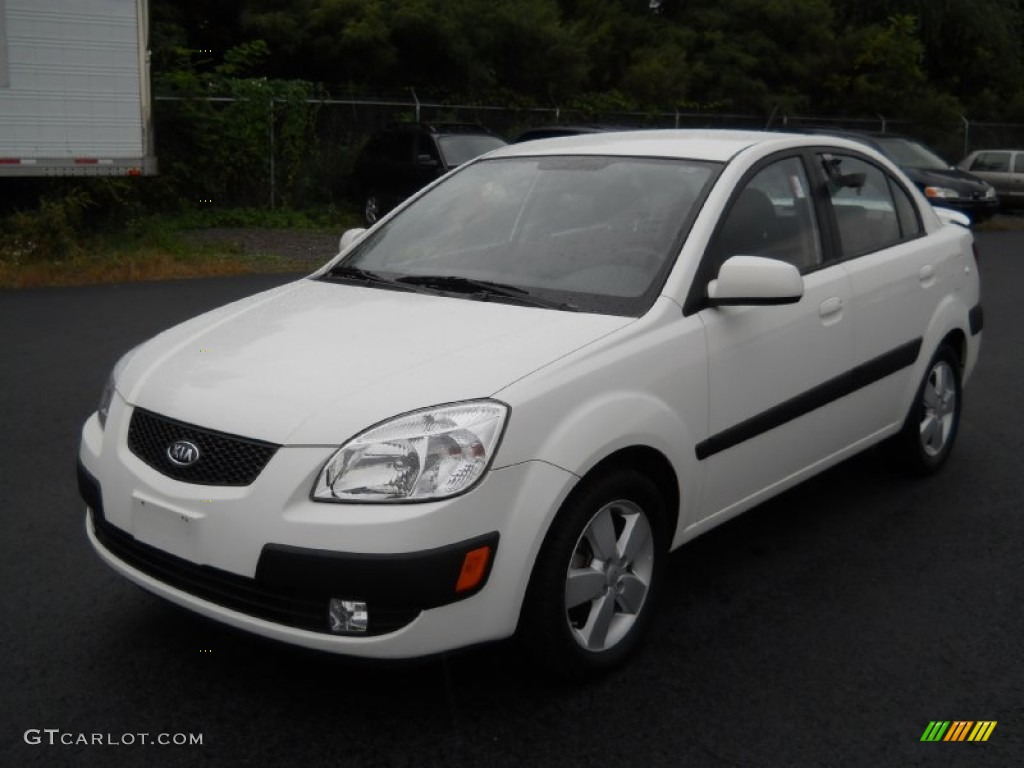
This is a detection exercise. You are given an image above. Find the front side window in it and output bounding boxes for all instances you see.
[331,155,719,315]
[820,154,903,258]
[711,156,823,272]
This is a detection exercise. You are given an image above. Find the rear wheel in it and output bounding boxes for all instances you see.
[520,470,667,680]
[895,344,962,474]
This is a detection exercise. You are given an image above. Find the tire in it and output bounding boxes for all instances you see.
[364,194,381,225]
[895,343,962,475]
[519,469,667,680]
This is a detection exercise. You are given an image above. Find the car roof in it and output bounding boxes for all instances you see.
[488,129,863,163]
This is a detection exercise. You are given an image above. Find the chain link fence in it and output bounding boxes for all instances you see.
[155,93,1024,209]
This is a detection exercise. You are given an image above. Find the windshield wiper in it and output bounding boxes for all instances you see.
[397,275,577,311]
[321,265,439,295]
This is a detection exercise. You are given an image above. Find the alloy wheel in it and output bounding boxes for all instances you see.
[920,359,957,458]
[564,499,654,653]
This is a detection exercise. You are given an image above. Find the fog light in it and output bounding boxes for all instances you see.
[328,599,368,634]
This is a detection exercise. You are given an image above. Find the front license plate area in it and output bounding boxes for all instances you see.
[131,495,204,564]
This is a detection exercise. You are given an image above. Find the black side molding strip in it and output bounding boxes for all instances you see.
[696,338,923,460]
[969,304,984,336]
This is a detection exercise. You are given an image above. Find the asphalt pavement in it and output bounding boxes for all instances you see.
[1,234,1021,767]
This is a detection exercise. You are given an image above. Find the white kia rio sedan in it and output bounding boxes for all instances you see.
[78,131,982,678]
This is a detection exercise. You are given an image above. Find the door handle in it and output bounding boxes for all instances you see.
[819,296,843,319]
[919,264,936,285]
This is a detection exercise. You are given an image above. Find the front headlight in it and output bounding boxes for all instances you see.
[97,373,116,430]
[312,400,509,503]
[97,345,140,430]
[924,186,960,199]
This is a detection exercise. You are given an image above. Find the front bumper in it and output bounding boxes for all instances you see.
[82,460,499,635]
[930,196,999,222]
[79,402,576,658]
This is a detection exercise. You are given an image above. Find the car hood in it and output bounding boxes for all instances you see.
[117,278,632,445]
[904,166,991,193]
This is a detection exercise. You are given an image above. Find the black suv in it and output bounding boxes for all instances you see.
[353,123,507,224]
[798,129,999,223]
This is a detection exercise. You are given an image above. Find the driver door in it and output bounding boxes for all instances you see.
[696,155,856,520]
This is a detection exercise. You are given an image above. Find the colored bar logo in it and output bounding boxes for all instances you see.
[920,721,997,742]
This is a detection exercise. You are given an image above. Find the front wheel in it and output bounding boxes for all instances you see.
[519,470,667,680]
[894,343,962,474]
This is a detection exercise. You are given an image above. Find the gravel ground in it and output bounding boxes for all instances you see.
[181,227,342,270]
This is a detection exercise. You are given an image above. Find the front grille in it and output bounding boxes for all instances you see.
[90,511,421,636]
[128,408,279,486]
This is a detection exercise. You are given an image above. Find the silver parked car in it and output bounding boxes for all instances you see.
[958,149,1024,210]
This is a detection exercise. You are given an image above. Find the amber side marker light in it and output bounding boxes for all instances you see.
[455,546,493,593]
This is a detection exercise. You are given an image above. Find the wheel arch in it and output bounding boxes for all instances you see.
[514,447,679,674]
[572,446,682,546]
[940,327,967,372]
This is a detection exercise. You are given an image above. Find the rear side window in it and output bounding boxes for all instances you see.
[889,179,923,239]
[970,152,1011,173]
[819,154,906,258]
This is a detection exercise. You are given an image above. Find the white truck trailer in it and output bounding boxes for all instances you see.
[0,0,156,176]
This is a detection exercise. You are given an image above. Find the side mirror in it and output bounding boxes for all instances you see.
[707,255,803,306]
[836,172,866,189]
[338,228,367,252]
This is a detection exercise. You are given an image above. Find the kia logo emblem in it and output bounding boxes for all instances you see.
[167,439,201,467]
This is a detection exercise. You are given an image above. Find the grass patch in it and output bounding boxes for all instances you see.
[170,205,361,231]
[0,207,362,289]
[0,232,281,289]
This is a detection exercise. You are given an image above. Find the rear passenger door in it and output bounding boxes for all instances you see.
[818,152,939,434]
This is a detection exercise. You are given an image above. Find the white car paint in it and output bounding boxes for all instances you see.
[79,130,982,662]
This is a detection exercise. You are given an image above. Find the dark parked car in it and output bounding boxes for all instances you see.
[793,129,999,223]
[514,124,629,142]
[958,149,1024,210]
[353,123,507,224]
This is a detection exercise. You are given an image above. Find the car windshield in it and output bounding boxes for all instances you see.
[437,135,508,166]
[330,155,719,315]
[876,138,951,170]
